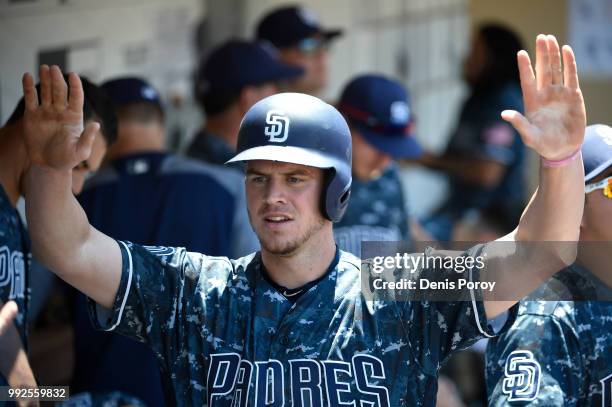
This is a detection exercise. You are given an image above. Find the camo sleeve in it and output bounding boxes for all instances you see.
[400,245,518,373]
[87,241,217,368]
[485,307,582,406]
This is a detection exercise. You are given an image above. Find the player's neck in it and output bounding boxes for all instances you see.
[0,123,29,207]
[204,111,241,151]
[261,229,336,290]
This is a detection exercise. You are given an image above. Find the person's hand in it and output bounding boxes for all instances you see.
[22,65,99,171]
[502,35,586,161]
[0,301,18,337]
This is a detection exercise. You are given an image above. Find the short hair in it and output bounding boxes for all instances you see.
[116,102,164,125]
[195,84,242,116]
[5,75,118,146]
[473,23,523,90]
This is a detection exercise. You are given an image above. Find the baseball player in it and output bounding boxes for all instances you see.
[21,34,585,406]
[0,73,116,394]
[256,5,342,95]
[334,74,422,256]
[486,124,612,406]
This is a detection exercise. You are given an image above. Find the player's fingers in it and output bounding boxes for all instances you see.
[67,72,84,113]
[501,110,533,146]
[517,50,536,110]
[75,121,99,163]
[22,73,39,112]
[548,35,562,85]
[562,45,579,90]
[0,301,18,336]
[50,65,68,110]
[39,65,52,107]
[535,34,551,90]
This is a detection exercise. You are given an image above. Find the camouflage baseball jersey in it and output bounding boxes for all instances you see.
[334,164,410,257]
[0,185,30,389]
[486,265,612,406]
[89,241,512,406]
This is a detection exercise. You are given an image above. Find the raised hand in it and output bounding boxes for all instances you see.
[502,35,586,161]
[22,65,99,171]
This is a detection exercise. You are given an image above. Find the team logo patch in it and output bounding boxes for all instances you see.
[595,124,612,145]
[502,350,541,401]
[390,101,410,125]
[265,110,290,143]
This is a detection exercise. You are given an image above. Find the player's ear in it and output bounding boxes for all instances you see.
[238,86,259,115]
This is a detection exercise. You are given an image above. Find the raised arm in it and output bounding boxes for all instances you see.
[484,35,586,318]
[23,65,121,309]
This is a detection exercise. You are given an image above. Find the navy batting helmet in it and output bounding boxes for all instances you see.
[226,93,352,222]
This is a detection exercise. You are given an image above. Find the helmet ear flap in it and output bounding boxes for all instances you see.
[322,168,352,222]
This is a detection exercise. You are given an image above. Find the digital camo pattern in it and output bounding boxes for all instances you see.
[0,187,29,341]
[89,242,507,406]
[0,186,30,391]
[486,265,612,406]
[334,164,410,257]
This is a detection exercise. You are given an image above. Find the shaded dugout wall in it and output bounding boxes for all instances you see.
[1,0,610,216]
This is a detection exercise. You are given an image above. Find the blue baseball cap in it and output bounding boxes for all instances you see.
[256,6,342,49]
[583,124,612,182]
[197,39,303,92]
[338,74,422,159]
[101,77,162,110]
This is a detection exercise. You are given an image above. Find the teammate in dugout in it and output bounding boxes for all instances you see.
[0,75,116,395]
[486,124,612,406]
[334,74,422,257]
[21,35,585,405]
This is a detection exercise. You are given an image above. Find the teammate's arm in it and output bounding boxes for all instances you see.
[0,301,38,395]
[22,65,121,309]
[484,35,586,318]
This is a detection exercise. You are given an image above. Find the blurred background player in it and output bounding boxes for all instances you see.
[72,76,258,406]
[334,74,422,256]
[418,23,526,241]
[0,72,116,391]
[256,5,342,96]
[486,124,612,406]
[187,39,303,166]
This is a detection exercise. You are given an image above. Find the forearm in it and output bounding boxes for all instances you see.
[25,165,91,276]
[0,324,37,391]
[515,155,584,243]
[421,153,504,186]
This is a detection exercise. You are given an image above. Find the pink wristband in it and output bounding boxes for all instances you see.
[541,149,581,168]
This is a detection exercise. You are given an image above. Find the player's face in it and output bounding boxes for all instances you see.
[351,130,392,180]
[279,36,329,95]
[245,160,327,255]
[72,127,107,195]
[581,169,612,241]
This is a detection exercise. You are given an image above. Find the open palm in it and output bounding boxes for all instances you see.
[502,35,586,161]
[22,65,98,171]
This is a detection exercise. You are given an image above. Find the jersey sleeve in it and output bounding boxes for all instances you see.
[87,241,211,369]
[400,245,518,373]
[485,307,583,406]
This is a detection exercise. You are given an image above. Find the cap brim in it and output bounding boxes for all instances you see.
[358,125,422,159]
[226,145,341,168]
[585,157,612,182]
[322,29,343,42]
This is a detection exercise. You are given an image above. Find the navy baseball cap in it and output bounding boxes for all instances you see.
[198,40,303,92]
[101,77,162,110]
[583,124,612,182]
[256,6,342,49]
[338,74,422,159]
